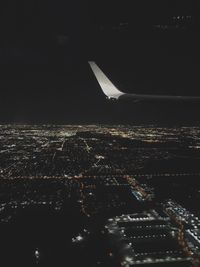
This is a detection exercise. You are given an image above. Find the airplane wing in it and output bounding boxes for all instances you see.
[89,61,200,102]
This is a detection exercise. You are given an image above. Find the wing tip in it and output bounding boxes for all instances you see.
[88,61,124,99]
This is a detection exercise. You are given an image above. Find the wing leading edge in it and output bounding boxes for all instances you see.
[89,61,200,102]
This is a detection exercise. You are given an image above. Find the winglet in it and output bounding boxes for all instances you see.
[88,61,124,99]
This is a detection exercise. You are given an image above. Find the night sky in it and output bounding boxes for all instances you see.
[0,0,200,124]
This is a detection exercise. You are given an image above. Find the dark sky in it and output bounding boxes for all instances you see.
[0,0,200,124]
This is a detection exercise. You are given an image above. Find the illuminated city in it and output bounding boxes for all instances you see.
[1,0,200,266]
[0,125,200,266]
